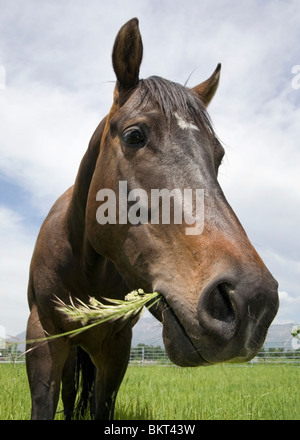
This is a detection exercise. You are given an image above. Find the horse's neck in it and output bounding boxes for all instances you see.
[67,117,106,251]
[65,116,127,298]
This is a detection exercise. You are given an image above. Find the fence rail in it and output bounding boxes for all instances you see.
[128,345,300,366]
[1,344,299,366]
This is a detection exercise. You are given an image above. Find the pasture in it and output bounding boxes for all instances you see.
[0,363,299,420]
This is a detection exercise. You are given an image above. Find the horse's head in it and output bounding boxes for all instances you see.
[86,18,279,366]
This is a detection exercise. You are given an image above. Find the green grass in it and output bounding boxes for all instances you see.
[0,363,299,420]
[116,364,300,420]
[0,363,31,420]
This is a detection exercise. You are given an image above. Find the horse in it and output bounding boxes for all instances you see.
[25,18,279,420]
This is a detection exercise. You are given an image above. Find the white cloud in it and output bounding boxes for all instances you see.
[0,206,35,335]
[279,291,300,304]
[0,81,104,214]
[275,291,300,324]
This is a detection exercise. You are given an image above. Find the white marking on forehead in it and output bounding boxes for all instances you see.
[174,112,199,131]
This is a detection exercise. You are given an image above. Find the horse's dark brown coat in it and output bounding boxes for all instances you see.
[26,18,278,420]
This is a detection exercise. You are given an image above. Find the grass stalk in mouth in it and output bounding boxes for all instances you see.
[22,290,162,348]
[55,289,161,328]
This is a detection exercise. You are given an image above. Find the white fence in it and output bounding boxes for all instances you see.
[128,345,300,366]
[1,344,299,366]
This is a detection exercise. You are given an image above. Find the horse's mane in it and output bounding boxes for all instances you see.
[138,76,215,135]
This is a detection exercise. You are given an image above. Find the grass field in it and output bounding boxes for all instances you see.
[0,363,299,420]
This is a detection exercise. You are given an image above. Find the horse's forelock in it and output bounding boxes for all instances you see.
[137,76,214,135]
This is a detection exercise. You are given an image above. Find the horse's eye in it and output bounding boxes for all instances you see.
[122,128,146,148]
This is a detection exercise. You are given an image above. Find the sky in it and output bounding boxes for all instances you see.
[0,0,299,336]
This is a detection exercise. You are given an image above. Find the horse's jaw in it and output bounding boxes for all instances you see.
[149,297,210,367]
[161,307,210,367]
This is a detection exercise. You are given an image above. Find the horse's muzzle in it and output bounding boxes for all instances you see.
[151,260,279,367]
[195,271,279,363]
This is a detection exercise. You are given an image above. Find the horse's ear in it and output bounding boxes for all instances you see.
[112,18,143,91]
[192,64,221,107]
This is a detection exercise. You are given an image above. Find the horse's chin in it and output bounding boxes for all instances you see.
[150,300,210,367]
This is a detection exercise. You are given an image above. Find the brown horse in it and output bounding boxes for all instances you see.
[26,18,279,420]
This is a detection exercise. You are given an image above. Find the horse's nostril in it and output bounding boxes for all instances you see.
[197,281,237,340]
[207,282,235,324]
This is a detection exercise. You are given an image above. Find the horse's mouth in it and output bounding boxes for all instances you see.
[149,296,210,367]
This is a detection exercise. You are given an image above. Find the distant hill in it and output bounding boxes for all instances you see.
[132,315,163,347]
[263,323,298,349]
[7,331,26,353]
[8,321,297,353]
[132,317,297,349]
[10,315,163,350]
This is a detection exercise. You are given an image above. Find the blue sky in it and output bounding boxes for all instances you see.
[0,0,300,335]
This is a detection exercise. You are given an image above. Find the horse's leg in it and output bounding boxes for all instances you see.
[91,326,132,420]
[26,305,70,420]
[61,347,77,420]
